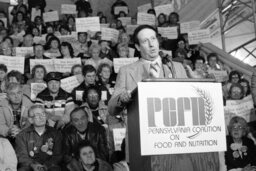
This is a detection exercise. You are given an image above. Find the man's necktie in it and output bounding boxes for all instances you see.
[149,62,161,78]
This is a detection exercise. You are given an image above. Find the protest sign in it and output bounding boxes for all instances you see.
[43,11,59,22]
[31,8,41,22]
[100,24,109,28]
[31,83,47,100]
[138,82,226,155]
[76,17,100,32]
[101,28,119,42]
[126,25,138,35]
[114,6,128,15]
[0,55,24,73]
[208,70,228,82]
[137,3,152,13]
[158,27,178,39]
[225,95,255,123]
[15,47,34,57]
[113,128,126,151]
[61,4,77,14]
[30,59,55,73]
[137,13,155,25]
[118,17,131,26]
[57,34,78,44]
[61,75,80,93]
[188,29,211,45]
[53,58,82,73]
[154,4,174,17]
[113,57,139,73]
[180,21,200,34]
[33,35,46,44]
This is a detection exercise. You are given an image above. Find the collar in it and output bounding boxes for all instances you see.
[140,56,162,66]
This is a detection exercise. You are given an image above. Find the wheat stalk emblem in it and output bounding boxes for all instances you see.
[194,87,213,125]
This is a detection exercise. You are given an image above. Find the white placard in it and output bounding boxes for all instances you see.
[154,4,174,17]
[0,55,24,73]
[113,128,126,151]
[43,11,59,23]
[158,27,178,39]
[208,70,228,82]
[31,83,47,100]
[126,25,138,35]
[180,21,200,34]
[225,96,255,123]
[101,28,119,42]
[33,35,46,44]
[188,29,211,45]
[138,82,226,155]
[128,48,135,57]
[113,57,139,73]
[15,47,34,57]
[31,8,41,22]
[137,3,152,13]
[61,75,80,93]
[118,17,131,26]
[61,4,77,14]
[114,6,128,15]
[57,34,78,43]
[53,58,81,73]
[100,24,109,28]
[76,17,100,32]
[30,59,55,73]
[137,13,156,25]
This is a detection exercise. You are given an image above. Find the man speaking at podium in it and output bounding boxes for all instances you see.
[108,25,187,115]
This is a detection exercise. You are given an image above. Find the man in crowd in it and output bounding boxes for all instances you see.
[35,72,75,129]
[0,83,33,138]
[15,104,62,171]
[63,107,109,167]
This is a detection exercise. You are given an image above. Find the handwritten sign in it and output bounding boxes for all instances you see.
[101,28,119,42]
[138,82,226,155]
[118,17,131,26]
[180,21,200,34]
[30,59,55,73]
[113,128,126,151]
[43,11,59,23]
[33,35,46,44]
[57,34,78,44]
[208,70,228,82]
[126,25,138,35]
[61,75,80,93]
[113,57,139,73]
[100,24,109,28]
[0,55,24,73]
[137,3,152,13]
[158,27,178,39]
[225,96,255,122]
[154,4,174,17]
[114,6,128,15]
[15,47,34,57]
[61,4,77,14]
[76,17,100,32]
[54,58,81,73]
[137,13,156,25]
[188,29,211,45]
[31,83,47,100]
[31,8,41,22]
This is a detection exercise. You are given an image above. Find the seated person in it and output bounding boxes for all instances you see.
[0,83,33,138]
[227,83,244,100]
[0,136,17,170]
[67,141,112,171]
[26,65,47,85]
[0,64,7,93]
[225,116,256,170]
[62,107,109,167]
[35,72,75,129]
[15,104,62,171]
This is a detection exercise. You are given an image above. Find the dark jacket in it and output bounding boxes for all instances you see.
[67,158,112,171]
[75,0,92,14]
[62,122,109,165]
[27,0,46,13]
[15,125,62,167]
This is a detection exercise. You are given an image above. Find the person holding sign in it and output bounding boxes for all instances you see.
[26,65,47,85]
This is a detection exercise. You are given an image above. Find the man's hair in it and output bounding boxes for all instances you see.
[70,107,89,120]
[207,53,218,62]
[6,82,22,93]
[82,65,96,77]
[28,104,45,118]
[7,70,24,84]
[132,25,157,46]
[71,64,82,75]
[0,63,7,72]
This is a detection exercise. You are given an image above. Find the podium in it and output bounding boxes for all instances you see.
[127,79,224,171]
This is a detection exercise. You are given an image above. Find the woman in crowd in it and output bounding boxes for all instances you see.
[67,15,76,32]
[157,13,168,27]
[225,116,256,170]
[26,64,47,85]
[67,141,112,171]
[59,42,74,59]
[12,11,26,33]
[117,43,129,58]
[239,78,251,98]
[44,36,61,58]
[228,83,244,100]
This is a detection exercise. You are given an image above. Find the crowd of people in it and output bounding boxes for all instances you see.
[0,0,256,170]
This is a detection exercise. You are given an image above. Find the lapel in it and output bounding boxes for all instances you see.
[128,60,148,87]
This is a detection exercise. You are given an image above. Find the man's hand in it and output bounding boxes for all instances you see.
[119,90,131,104]
[10,125,21,137]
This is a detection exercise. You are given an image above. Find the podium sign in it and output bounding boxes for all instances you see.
[138,82,226,156]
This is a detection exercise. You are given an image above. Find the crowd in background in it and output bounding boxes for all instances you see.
[0,0,256,170]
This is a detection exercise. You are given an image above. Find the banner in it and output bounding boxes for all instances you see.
[137,13,156,26]
[61,4,77,14]
[101,28,119,42]
[113,128,126,151]
[43,11,59,23]
[31,83,47,100]
[0,55,24,73]
[158,27,178,39]
[76,17,100,32]
[60,75,80,93]
[113,58,139,73]
[188,29,211,45]
[154,4,174,17]
[138,82,226,155]
[180,21,200,34]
